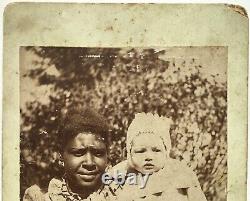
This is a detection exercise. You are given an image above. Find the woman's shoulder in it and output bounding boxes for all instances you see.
[47,178,64,194]
[23,184,47,201]
[23,178,65,201]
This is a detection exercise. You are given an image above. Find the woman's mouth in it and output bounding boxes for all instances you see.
[77,172,98,181]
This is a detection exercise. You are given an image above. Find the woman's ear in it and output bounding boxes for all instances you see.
[58,152,63,159]
[57,152,64,167]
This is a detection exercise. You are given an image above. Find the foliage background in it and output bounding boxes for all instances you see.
[20,47,227,201]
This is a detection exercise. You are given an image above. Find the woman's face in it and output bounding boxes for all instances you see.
[63,132,108,193]
[130,133,166,174]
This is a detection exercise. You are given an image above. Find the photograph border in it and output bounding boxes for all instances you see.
[3,3,248,201]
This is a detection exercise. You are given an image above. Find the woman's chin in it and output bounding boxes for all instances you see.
[76,175,101,189]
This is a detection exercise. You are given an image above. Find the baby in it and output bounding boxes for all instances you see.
[109,113,207,201]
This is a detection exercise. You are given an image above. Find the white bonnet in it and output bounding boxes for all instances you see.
[126,112,173,157]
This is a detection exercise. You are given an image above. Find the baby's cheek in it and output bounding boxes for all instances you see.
[155,156,165,167]
[131,156,144,169]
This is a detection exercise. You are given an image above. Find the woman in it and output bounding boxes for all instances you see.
[23,107,115,201]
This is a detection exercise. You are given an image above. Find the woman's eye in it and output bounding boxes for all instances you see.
[91,149,106,157]
[71,150,85,157]
[94,151,105,157]
[73,152,83,157]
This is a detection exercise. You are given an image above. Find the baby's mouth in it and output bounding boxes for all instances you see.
[143,163,155,169]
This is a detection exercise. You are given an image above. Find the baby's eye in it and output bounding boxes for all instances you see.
[152,148,162,152]
[134,149,146,154]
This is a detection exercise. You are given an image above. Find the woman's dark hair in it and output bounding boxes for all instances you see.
[58,107,111,152]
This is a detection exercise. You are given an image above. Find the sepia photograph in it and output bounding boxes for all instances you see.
[20,46,227,201]
[3,3,247,201]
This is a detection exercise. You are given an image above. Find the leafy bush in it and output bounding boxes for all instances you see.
[20,47,227,201]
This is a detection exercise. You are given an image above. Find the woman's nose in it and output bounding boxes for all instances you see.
[85,152,94,164]
[81,152,96,170]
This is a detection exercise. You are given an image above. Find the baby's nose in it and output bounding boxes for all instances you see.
[145,158,152,162]
[144,151,155,161]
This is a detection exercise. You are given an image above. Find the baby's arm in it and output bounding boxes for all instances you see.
[187,186,207,201]
[166,159,207,201]
[180,162,207,201]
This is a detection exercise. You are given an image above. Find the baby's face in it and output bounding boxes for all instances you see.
[130,133,166,174]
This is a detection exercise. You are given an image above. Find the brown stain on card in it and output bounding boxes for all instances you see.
[104,26,114,31]
[16,16,36,33]
[226,4,248,18]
